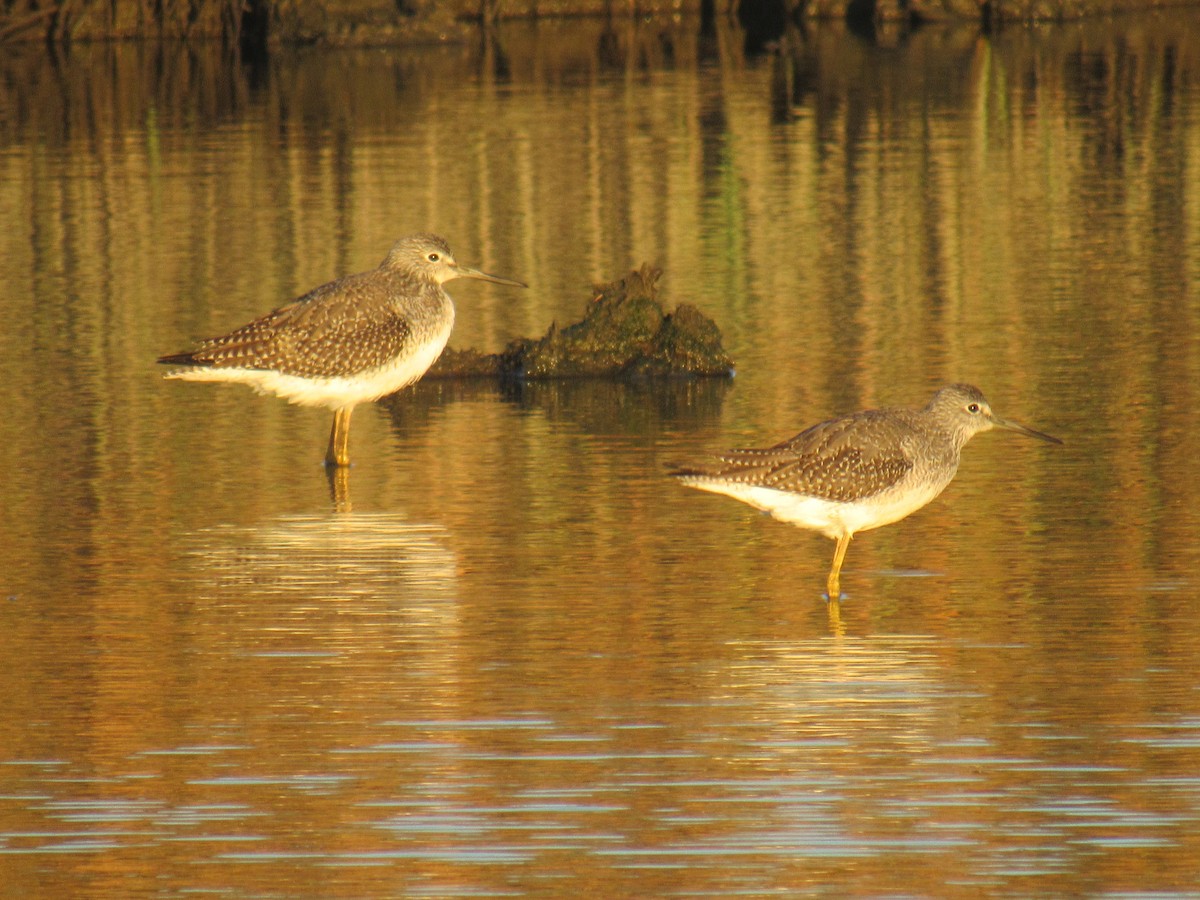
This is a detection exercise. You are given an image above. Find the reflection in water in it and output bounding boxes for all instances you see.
[2,13,1200,899]
[327,464,352,511]
[726,635,949,756]
[499,376,732,434]
[827,597,845,635]
[186,512,456,605]
[612,635,972,873]
[183,511,459,679]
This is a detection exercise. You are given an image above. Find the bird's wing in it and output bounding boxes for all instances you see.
[158,275,415,378]
[680,410,915,503]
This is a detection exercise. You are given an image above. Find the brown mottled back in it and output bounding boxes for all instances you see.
[158,268,429,378]
[672,406,954,503]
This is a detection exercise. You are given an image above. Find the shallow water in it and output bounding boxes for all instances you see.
[2,15,1200,897]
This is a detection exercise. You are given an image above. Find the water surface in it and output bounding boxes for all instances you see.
[1,16,1200,897]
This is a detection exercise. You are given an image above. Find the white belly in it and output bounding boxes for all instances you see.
[682,480,950,541]
[165,320,453,411]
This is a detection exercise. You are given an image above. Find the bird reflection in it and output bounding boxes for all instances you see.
[327,465,352,512]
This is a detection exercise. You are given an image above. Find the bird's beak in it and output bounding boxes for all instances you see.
[454,264,527,288]
[991,414,1062,445]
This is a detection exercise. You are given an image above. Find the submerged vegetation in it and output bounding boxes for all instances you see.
[431,266,736,381]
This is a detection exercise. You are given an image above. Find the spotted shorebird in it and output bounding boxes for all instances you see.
[672,384,1061,599]
[159,234,525,467]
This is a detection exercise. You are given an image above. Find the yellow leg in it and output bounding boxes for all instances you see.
[325,407,353,467]
[827,532,852,600]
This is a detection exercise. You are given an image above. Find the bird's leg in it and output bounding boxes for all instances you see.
[827,532,852,600]
[325,407,353,468]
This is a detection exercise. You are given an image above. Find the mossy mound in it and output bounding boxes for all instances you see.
[429,264,734,380]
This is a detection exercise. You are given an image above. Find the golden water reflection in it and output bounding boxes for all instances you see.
[1,13,1200,898]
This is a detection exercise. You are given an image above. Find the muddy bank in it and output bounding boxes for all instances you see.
[429,265,735,381]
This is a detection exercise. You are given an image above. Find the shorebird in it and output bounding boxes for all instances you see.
[158,233,525,467]
[672,384,1061,599]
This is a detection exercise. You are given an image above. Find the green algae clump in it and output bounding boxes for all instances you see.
[430,264,734,380]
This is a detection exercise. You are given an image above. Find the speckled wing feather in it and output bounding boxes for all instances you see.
[159,272,415,378]
[679,408,917,503]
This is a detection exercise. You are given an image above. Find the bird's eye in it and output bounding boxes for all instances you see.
[966,403,981,414]
[427,252,440,262]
